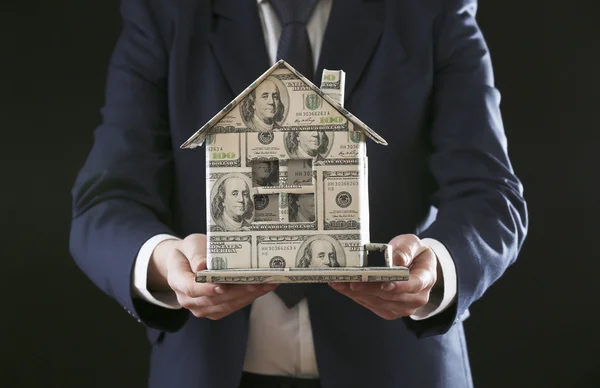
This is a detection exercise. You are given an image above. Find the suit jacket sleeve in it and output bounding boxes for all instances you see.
[69,0,188,332]
[406,0,529,337]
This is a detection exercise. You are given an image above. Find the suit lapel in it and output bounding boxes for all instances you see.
[316,0,384,101]
[209,0,270,96]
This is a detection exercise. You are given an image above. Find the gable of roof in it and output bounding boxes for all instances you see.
[180,60,387,149]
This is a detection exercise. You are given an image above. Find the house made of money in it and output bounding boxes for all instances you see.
[181,60,388,271]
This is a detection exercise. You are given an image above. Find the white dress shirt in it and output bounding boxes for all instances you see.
[132,0,457,378]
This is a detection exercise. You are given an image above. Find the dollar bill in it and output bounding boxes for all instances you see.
[320,69,345,107]
[207,235,252,270]
[207,69,350,135]
[256,234,362,269]
[333,233,364,267]
[195,266,410,283]
[323,171,362,230]
[246,132,288,161]
[253,194,279,222]
[312,131,365,165]
[206,133,241,167]
[246,130,364,167]
[207,172,254,232]
[256,235,308,268]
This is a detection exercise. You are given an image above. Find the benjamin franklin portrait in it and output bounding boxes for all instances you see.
[241,77,287,132]
[288,193,315,222]
[296,236,346,268]
[252,160,279,187]
[285,131,331,160]
[210,174,254,231]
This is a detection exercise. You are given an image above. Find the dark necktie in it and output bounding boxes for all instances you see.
[269,0,318,308]
[269,0,319,80]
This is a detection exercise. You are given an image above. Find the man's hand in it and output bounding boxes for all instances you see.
[147,234,277,320]
[328,234,438,320]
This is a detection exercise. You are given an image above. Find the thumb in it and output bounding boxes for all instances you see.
[190,254,208,272]
[387,234,422,267]
[180,234,208,271]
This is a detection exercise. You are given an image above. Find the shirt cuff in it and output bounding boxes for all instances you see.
[132,234,183,310]
[409,238,457,320]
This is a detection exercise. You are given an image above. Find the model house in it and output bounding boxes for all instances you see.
[181,60,389,272]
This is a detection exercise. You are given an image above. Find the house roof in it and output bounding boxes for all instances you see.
[180,59,388,149]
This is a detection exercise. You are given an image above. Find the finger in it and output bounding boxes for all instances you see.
[195,286,274,319]
[182,283,278,308]
[180,234,208,271]
[166,248,224,298]
[387,234,428,267]
[379,248,437,294]
[336,281,431,306]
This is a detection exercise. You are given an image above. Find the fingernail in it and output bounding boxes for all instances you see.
[382,282,396,291]
[214,286,225,295]
[246,285,258,292]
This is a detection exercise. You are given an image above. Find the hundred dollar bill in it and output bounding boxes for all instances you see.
[320,69,345,107]
[246,131,288,161]
[207,235,252,270]
[332,233,363,267]
[323,171,362,230]
[207,172,254,232]
[253,194,279,222]
[206,67,350,136]
[256,235,308,268]
[257,234,363,268]
[247,130,364,167]
[195,267,409,284]
[312,131,366,166]
[206,133,241,167]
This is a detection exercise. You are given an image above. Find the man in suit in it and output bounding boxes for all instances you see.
[69,0,528,387]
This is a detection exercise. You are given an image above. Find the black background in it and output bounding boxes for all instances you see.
[2,1,598,387]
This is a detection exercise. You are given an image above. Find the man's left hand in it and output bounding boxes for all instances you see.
[329,234,438,320]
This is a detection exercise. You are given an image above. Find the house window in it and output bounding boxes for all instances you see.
[253,194,279,222]
[288,193,315,222]
[286,159,313,186]
[251,157,316,225]
[251,160,279,187]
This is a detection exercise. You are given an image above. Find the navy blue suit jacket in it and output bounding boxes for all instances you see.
[70,0,528,387]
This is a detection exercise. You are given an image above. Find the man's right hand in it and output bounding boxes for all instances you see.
[147,234,277,320]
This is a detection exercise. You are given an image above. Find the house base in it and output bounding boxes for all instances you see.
[195,267,409,284]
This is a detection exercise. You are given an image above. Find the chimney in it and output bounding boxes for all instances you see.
[320,69,346,107]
